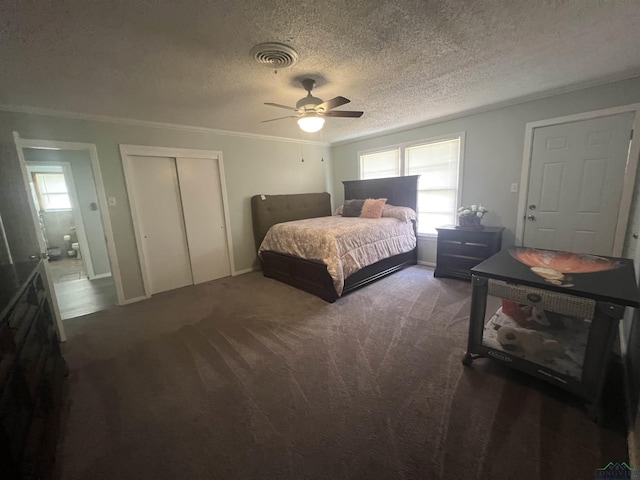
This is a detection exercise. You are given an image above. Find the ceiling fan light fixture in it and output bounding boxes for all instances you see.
[297,115,325,133]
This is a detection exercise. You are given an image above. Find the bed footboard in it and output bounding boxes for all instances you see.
[260,248,417,303]
[260,251,339,302]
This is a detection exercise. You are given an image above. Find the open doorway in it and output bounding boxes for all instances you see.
[18,144,121,320]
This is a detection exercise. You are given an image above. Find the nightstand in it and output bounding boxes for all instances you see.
[434,225,504,280]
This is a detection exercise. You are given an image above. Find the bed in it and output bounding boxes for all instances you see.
[251,175,419,302]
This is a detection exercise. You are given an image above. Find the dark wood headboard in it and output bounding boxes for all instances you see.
[342,175,419,211]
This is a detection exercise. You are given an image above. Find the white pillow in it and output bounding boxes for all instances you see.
[382,204,417,223]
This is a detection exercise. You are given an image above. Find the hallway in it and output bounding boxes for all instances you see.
[48,257,117,319]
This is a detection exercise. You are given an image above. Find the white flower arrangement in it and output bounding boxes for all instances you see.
[457,204,489,219]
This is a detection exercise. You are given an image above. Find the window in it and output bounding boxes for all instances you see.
[359,134,463,235]
[359,149,401,179]
[32,172,71,211]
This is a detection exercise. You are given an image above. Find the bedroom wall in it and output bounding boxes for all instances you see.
[0,111,332,301]
[330,75,640,266]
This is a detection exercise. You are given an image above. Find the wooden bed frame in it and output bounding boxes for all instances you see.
[252,175,419,302]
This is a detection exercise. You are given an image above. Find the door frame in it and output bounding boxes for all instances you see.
[119,144,236,298]
[25,161,97,279]
[515,104,640,256]
[14,133,125,306]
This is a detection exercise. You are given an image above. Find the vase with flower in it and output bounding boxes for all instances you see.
[457,204,488,230]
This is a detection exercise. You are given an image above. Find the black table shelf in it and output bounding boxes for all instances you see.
[463,247,639,422]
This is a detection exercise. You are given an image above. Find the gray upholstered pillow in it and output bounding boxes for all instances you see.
[342,199,365,217]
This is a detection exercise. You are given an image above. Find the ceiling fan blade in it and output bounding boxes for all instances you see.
[261,115,298,123]
[264,102,297,111]
[317,96,350,111]
[320,110,364,118]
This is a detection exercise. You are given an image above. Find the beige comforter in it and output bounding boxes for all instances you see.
[258,216,416,295]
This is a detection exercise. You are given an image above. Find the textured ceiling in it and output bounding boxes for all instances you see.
[2,1,640,144]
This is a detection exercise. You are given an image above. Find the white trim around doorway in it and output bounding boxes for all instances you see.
[14,136,125,306]
[515,103,640,256]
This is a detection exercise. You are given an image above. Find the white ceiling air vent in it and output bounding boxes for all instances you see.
[250,42,299,69]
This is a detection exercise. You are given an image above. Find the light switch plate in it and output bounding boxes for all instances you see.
[108,196,117,207]
[510,183,519,193]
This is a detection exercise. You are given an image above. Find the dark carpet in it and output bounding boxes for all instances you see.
[57,266,628,479]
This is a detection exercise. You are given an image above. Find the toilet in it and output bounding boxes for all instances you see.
[71,242,81,260]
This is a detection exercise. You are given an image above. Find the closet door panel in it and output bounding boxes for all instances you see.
[177,157,231,283]
[129,156,193,294]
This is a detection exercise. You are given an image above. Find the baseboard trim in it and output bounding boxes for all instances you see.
[121,295,148,305]
[233,267,258,276]
[417,260,436,268]
[90,272,112,280]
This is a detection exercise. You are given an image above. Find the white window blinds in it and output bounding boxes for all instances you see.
[33,173,71,211]
[359,136,462,235]
[359,149,401,179]
[406,139,460,234]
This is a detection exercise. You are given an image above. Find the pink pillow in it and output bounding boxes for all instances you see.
[359,198,387,218]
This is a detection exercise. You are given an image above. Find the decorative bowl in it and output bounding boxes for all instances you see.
[508,247,619,286]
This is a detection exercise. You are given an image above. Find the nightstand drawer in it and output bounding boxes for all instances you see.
[437,229,495,246]
[435,225,504,281]
[437,240,491,259]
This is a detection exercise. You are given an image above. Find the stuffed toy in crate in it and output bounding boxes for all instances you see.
[496,325,565,361]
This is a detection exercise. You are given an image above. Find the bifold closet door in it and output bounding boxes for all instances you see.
[129,155,193,294]
[176,157,231,283]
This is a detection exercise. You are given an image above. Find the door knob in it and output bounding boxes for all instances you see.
[527,215,536,221]
[528,204,536,210]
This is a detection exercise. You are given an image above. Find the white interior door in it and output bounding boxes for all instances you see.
[129,155,193,294]
[176,157,231,283]
[523,112,635,255]
[11,135,66,340]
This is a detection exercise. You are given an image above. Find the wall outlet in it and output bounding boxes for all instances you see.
[510,183,519,193]
[108,196,117,207]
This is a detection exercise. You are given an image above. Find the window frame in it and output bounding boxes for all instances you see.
[358,132,465,238]
[31,171,72,212]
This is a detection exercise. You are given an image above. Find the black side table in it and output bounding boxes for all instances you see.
[434,225,504,281]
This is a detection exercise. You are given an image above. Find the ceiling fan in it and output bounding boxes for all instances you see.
[262,78,364,132]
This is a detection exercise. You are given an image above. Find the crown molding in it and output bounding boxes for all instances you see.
[0,104,330,147]
[331,71,640,147]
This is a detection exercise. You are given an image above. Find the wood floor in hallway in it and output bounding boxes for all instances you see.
[54,276,117,320]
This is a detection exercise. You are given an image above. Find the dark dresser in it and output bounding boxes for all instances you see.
[0,261,67,479]
[434,225,504,280]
